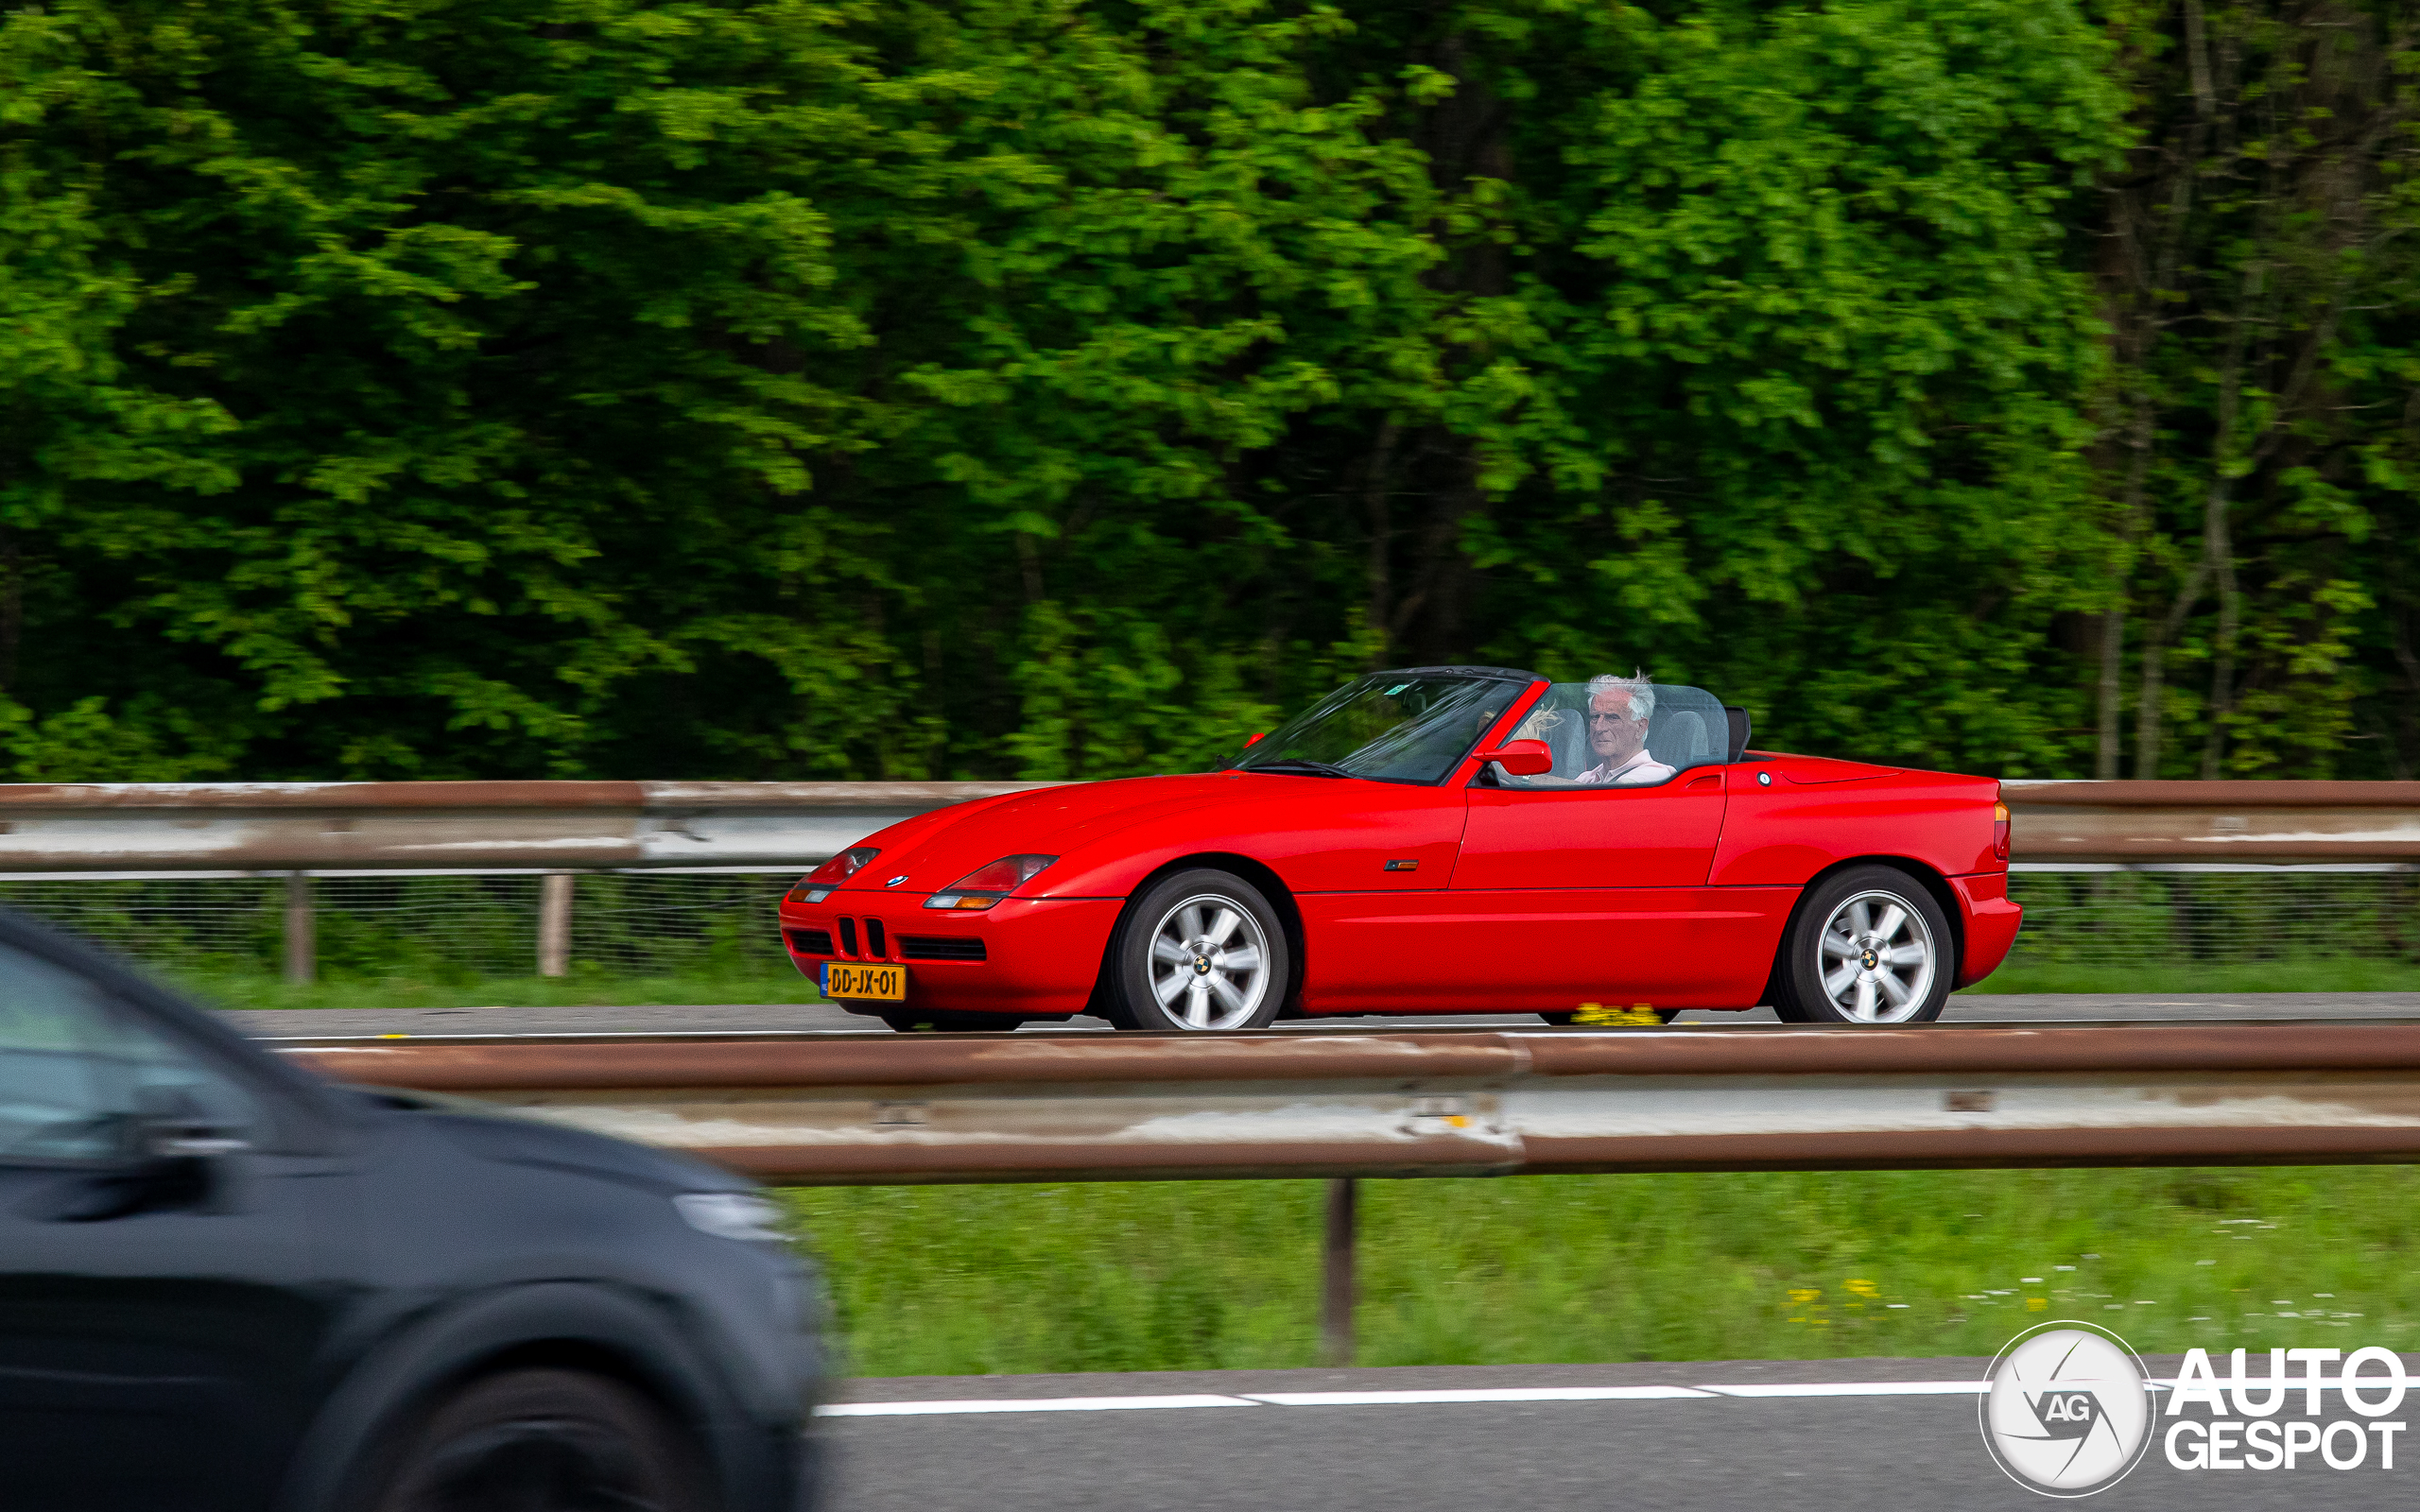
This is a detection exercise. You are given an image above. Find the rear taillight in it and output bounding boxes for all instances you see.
[1992,801,2012,863]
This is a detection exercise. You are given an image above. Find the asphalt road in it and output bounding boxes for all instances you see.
[222,992,2420,1039]
[819,1359,2408,1512]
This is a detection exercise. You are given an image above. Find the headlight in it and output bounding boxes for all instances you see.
[787,847,879,902]
[924,854,1057,911]
[674,1192,787,1242]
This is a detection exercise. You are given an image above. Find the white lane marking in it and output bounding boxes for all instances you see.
[1699,1381,1986,1397]
[821,1395,1256,1417]
[1242,1386,1715,1406]
[821,1381,1988,1416]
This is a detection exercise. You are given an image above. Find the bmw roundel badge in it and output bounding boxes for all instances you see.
[886,875,909,887]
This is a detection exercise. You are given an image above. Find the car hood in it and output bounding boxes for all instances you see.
[834,773,1269,899]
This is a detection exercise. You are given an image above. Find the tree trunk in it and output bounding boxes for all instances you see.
[0,526,17,695]
[2200,479,2241,780]
[2197,250,2262,780]
[2134,636,2167,780]
[1398,468,1481,666]
[1363,419,1401,665]
[2097,390,2157,781]
[2095,604,2125,780]
[2394,604,2420,780]
[2136,557,2212,780]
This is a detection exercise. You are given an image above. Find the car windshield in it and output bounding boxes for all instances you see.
[1225,671,1528,784]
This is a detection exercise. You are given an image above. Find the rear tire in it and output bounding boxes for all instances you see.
[1770,865,1954,1024]
[369,1367,705,1512]
[1106,868,1290,1032]
[880,1011,1023,1033]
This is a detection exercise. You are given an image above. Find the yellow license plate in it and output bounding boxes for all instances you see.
[821,962,907,1001]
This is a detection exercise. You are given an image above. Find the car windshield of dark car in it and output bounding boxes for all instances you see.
[1226,673,1524,783]
[1488,680,1729,789]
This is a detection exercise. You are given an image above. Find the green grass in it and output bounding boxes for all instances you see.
[1970,960,2420,994]
[786,1167,2420,1377]
[172,968,824,1013]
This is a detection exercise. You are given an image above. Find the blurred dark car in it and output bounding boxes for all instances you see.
[0,909,823,1512]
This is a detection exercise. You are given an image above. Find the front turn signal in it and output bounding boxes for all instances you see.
[1992,801,2012,862]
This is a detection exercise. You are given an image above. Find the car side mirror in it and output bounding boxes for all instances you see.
[1243,732,1266,747]
[30,1112,251,1224]
[145,1117,251,1161]
[1476,739,1553,777]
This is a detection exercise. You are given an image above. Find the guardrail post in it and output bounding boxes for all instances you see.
[282,871,314,985]
[538,873,574,978]
[1322,1177,1357,1367]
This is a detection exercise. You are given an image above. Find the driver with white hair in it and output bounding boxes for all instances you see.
[1572,673,1677,786]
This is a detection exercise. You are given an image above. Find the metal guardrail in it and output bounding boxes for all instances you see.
[285,1019,2420,1366]
[2003,780,2420,864]
[0,777,2415,873]
[281,1022,2420,1185]
[0,781,1049,873]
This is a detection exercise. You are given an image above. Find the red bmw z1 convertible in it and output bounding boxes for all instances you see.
[778,666,2020,1032]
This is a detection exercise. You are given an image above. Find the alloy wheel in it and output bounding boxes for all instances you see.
[1816,889,1937,1023]
[1147,894,1271,1030]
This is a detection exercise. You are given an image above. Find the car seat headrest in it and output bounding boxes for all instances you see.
[1650,709,1709,766]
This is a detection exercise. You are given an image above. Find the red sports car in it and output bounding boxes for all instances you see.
[778,666,2019,1031]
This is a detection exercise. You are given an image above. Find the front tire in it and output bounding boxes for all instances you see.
[369,1367,706,1512]
[1770,865,1954,1024]
[1107,868,1290,1032]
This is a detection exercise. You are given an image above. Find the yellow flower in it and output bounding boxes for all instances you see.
[1574,1001,1662,1027]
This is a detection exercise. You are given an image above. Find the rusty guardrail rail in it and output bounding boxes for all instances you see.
[0,778,2412,872]
[0,781,1051,873]
[282,1022,2420,1185]
[2002,780,2420,864]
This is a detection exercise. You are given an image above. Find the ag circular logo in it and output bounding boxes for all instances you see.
[1979,1321,2154,1497]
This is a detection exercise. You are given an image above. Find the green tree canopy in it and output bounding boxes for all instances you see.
[0,0,2409,782]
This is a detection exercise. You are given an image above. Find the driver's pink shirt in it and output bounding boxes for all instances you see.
[1572,748,1678,786]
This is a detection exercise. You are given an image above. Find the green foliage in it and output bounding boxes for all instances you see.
[2090,0,2420,778]
[788,1166,2420,1374]
[1,0,2406,782]
[1442,0,2125,773]
[180,968,821,1012]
